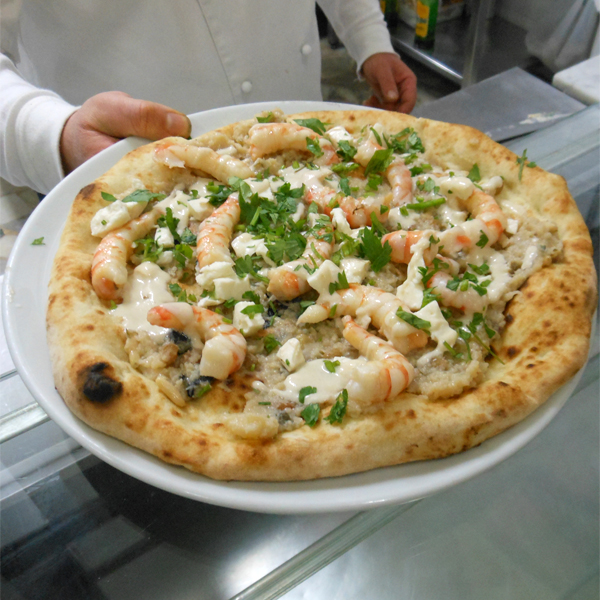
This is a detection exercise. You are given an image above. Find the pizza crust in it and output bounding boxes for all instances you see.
[46,110,597,481]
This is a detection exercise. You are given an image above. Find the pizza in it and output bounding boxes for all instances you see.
[46,108,597,481]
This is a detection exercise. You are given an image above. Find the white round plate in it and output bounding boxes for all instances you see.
[2,101,585,514]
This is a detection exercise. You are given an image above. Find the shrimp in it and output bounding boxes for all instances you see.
[247,122,338,165]
[304,183,390,229]
[342,316,414,411]
[154,140,253,182]
[299,284,429,355]
[427,271,487,313]
[354,130,413,207]
[91,208,161,300]
[382,229,439,265]
[267,229,334,301]
[440,190,507,254]
[196,195,240,268]
[386,159,413,207]
[147,303,246,380]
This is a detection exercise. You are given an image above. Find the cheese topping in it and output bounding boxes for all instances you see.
[278,357,367,404]
[113,263,172,340]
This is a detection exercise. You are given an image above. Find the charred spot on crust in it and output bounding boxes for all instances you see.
[82,362,122,403]
[506,346,520,358]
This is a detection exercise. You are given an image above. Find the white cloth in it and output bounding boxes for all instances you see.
[0,0,394,194]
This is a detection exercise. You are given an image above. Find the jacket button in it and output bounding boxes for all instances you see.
[301,44,312,56]
[241,81,252,93]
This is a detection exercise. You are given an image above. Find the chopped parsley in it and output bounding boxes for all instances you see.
[301,403,321,427]
[516,149,537,181]
[325,389,348,425]
[467,164,481,183]
[475,231,489,248]
[324,360,340,373]
[31,237,45,245]
[263,334,281,354]
[294,118,328,135]
[364,148,394,177]
[404,197,446,211]
[396,310,431,333]
[329,271,350,294]
[359,227,392,272]
[335,140,358,162]
[299,386,317,404]
[241,303,264,317]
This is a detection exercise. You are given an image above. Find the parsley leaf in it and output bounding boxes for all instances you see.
[396,310,431,333]
[31,237,45,245]
[301,403,321,427]
[101,191,117,203]
[241,304,264,317]
[325,389,348,425]
[336,140,358,162]
[123,189,166,204]
[364,148,394,177]
[263,334,281,354]
[516,149,536,181]
[404,198,446,211]
[324,360,340,373]
[294,118,328,135]
[467,164,481,183]
[360,227,392,272]
[299,386,317,404]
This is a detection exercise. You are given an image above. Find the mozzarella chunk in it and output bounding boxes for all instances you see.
[340,258,369,284]
[307,260,341,296]
[277,338,305,372]
[213,275,251,301]
[91,200,146,237]
[155,226,175,248]
[188,198,214,221]
[233,301,265,336]
[196,261,237,288]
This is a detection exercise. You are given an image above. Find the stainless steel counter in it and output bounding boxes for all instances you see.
[1,103,598,600]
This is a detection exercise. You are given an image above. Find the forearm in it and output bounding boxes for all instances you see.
[316,0,395,73]
[0,54,78,194]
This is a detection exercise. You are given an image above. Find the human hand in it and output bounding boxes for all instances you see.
[361,52,417,114]
[60,91,192,174]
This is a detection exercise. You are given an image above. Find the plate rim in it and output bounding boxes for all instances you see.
[0,100,586,514]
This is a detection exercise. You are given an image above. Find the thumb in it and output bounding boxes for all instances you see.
[89,92,192,141]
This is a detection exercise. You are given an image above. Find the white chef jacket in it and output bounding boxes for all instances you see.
[0,0,395,194]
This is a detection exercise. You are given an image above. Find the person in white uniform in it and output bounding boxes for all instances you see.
[0,0,417,194]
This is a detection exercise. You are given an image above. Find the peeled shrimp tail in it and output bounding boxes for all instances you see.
[155,140,253,182]
[247,122,337,165]
[427,271,488,313]
[91,208,161,300]
[196,195,240,268]
[342,316,414,409]
[382,230,439,265]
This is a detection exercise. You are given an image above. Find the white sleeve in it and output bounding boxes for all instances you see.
[0,54,78,194]
[316,0,396,74]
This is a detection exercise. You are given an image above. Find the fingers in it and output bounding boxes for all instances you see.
[361,53,418,114]
[60,91,192,174]
[87,92,192,140]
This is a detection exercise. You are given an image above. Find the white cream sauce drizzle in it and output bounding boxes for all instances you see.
[277,357,367,404]
[113,262,173,340]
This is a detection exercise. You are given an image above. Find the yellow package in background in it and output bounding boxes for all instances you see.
[398,0,464,28]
